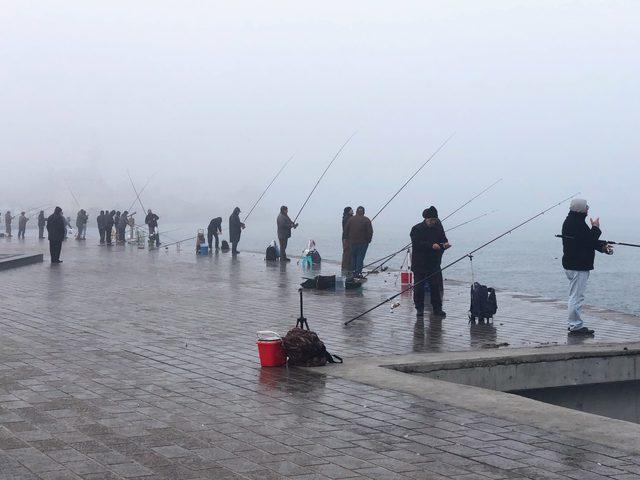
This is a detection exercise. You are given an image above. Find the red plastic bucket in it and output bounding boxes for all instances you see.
[401,271,413,285]
[256,331,287,367]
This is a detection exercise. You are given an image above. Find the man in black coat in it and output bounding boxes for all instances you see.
[207,217,222,251]
[97,210,105,244]
[105,210,115,246]
[561,198,612,335]
[145,209,160,247]
[46,206,66,263]
[410,206,451,317]
[228,207,245,255]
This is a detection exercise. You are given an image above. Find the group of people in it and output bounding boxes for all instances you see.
[4,210,31,239]
[94,209,160,247]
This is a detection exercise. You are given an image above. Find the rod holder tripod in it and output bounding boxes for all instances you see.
[296,288,309,330]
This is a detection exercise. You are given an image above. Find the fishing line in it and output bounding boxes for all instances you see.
[244,154,294,223]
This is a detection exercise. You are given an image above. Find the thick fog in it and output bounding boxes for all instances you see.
[2,1,639,241]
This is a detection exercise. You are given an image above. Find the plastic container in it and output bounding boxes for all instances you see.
[199,244,209,255]
[401,271,413,285]
[256,331,287,367]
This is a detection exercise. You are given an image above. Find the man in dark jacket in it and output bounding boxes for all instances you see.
[46,206,66,263]
[18,212,28,239]
[344,206,373,276]
[105,210,115,246]
[145,209,160,247]
[228,207,245,255]
[341,207,353,271]
[277,206,298,262]
[5,211,14,237]
[97,210,105,244]
[410,206,450,317]
[37,210,46,239]
[207,217,222,251]
[561,198,612,335]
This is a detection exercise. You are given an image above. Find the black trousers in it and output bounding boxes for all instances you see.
[413,269,443,312]
[106,229,112,245]
[99,228,105,243]
[279,237,288,259]
[49,239,62,262]
[207,233,219,250]
[231,241,239,254]
[39,226,45,238]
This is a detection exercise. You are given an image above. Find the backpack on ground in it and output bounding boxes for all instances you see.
[265,244,278,261]
[282,327,342,367]
[469,282,497,323]
[300,275,336,290]
[220,240,230,252]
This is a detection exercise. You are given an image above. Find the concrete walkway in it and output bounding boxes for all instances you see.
[1,237,640,479]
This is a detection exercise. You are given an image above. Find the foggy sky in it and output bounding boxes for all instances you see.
[2,1,639,238]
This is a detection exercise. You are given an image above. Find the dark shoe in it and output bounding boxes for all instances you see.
[51,260,63,264]
[281,257,291,262]
[568,326,594,335]
[433,310,446,318]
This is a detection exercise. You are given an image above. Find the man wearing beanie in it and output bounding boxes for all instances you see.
[561,198,612,335]
[410,206,450,317]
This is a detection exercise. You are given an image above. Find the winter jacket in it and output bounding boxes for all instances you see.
[229,208,242,243]
[342,214,353,240]
[561,211,606,271]
[410,220,448,272]
[97,213,105,229]
[208,217,222,236]
[344,214,373,245]
[104,213,115,230]
[277,213,295,240]
[46,211,66,241]
[37,212,46,227]
[19,215,28,229]
[145,213,159,229]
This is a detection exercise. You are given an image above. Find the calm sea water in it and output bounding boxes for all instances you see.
[151,218,640,317]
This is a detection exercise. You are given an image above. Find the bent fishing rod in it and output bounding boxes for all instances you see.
[244,154,294,223]
[555,235,640,248]
[292,132,357,224]
[363,210,498,275]
[345,193,578,325]
[363,178,502,273]
[370,133,455,222]
[65,180,82,209]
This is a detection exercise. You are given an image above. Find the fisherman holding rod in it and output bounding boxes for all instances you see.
[560,198,613,336]
[411,206,450,317]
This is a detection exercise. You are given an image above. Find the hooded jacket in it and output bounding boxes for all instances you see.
[562,211,605,271]
[229,208,242,243]
[344,214,373,245]
[208,217,222,236]
[38,212,46,227]
[145,212,159,229]
[410,220,448,272]
[277,212,295,240]
[46,208,66,241]
[104,212,115,230]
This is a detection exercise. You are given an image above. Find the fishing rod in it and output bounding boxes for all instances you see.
[127,170,147,214]
[555,235,640,248]
[292,132,357,224]
[363,178,502,273]
[156,235,198,250]
[371,133,455,222]
[64,180,81,208]
[345,193,578,325]
[363,210,498,275]
[127,171,159,212]
[244,154,294,223]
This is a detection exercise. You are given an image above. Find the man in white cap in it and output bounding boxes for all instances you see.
[561,198,613,335]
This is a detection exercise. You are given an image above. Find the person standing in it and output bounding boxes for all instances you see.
[105,210,115,246]
[46,207,66,263]
[18,212,28,238]
[37,210,46,239]
[410,206,450,317]
[276,206,298,262]
[117,211,129,244]
[561,198,612,335]
[76,209,88,240]
[228,207,245,255]
[97,210,106,244]
[145,209,160,247]
[341,207,353,271]
[345,206,373,277]
[5,211,14,237]
[207,217,222,251]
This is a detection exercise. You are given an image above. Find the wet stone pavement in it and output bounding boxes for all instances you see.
[1,237,640,479]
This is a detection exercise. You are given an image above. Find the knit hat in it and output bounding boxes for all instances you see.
[569,198,588,213]
[423,206,438,219]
